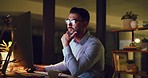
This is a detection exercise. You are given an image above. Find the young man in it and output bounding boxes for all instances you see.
[36,7,104,78]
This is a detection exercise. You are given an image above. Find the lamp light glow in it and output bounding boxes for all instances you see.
[134,38,140,43]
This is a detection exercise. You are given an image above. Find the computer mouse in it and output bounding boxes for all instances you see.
[26,67,35,73]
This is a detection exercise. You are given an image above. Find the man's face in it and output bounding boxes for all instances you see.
[65,13,87,34]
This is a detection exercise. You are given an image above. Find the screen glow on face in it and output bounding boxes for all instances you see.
[65,19,76,25]
[65,19,84,25]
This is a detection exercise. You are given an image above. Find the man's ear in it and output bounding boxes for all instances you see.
[84,21,89,27]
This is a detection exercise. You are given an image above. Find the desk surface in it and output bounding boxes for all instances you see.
[0,71,74,78]
[0,71,45,78]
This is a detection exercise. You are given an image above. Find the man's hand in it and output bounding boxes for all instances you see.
[61,31,77,47]
[34,64,46,72]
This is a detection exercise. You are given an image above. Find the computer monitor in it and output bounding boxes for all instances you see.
[0,11,34,74]
[13,11,34,69]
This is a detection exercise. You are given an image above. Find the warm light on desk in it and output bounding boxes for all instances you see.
[1,52,14,71]
[0,41,15,71]
[1,52,14,63]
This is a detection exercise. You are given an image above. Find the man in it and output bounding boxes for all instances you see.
[36,7,104,78]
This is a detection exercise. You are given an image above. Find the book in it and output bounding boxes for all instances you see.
[113,53,128,71]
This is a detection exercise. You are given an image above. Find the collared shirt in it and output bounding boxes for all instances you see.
[45,31,104,78]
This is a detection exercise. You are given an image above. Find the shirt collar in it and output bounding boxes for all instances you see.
[73,31,90,45]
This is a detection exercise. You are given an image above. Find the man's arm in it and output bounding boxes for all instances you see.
[35,61,68,72]
[63,41,104,76]
[45,61,68,71]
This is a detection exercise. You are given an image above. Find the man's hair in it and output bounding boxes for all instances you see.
[70,7,90,22]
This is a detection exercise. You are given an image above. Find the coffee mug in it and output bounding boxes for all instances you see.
[48,70,60,78]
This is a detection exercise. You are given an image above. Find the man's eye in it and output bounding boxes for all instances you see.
[65,20,70,24]
[71,20,76,24]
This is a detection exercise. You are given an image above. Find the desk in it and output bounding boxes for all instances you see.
[0,71,45,78]
[0,71,74,78]
[0,64,74,78]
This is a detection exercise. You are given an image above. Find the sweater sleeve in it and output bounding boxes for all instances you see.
[62,42,104,77]
[45,61,68,72]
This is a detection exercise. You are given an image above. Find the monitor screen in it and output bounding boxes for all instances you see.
[13,11,34,69]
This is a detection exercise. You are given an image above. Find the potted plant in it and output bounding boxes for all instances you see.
[121,11,138,20]
[140,38,148,49]
[121,11,138,29]
[126,60,139,73]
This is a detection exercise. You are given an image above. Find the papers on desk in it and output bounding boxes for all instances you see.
[59,73,74,78]
[34,71,48,75]
[16,71,45,77]
[34,71,74,78]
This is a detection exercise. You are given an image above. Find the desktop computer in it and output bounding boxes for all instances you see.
[13,11,34,69]
[0,11,34,75]
[0,11,72,78]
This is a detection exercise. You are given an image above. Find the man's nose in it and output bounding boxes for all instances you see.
[68,22,73,27]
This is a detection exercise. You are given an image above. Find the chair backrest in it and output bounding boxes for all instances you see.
[104,64,115,78]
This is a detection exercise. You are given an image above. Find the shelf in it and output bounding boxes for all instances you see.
[113,50,148,53]
[116,71,148,77]
[112,27,148,32]
[112,26,148,78]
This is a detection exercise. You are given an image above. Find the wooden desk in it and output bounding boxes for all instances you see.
[0,64,74,78]
[0,71,46,78]
[0,71,74,78]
